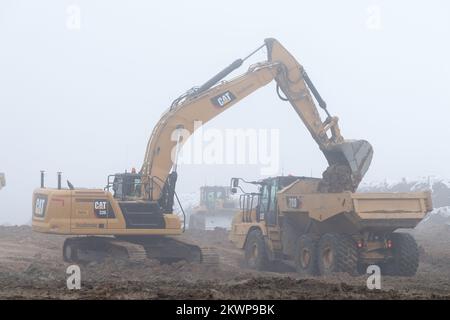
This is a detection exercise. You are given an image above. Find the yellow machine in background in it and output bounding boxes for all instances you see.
[188,186,238,231]
[32,38,373,265]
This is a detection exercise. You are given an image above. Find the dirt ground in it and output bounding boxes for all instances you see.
[0,219,450,300]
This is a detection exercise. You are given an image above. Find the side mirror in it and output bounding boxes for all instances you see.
[231,178,239,188]
[231,187,237,194]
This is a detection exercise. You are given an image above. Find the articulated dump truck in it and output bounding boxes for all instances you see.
[229,176,432,276]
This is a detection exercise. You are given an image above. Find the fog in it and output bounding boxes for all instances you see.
[0,0,449,224]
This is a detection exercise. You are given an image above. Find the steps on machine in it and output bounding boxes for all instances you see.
[267,228,282,250]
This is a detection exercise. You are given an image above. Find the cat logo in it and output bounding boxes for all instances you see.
[211,91,236,108]
[94,200,109,218]
[34,196,47,217]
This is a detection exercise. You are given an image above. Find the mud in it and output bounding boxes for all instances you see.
[0,222,449,299]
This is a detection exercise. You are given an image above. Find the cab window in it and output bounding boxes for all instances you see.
[113,176,141,199]
[259,185,270,213]
[269,181,278,212]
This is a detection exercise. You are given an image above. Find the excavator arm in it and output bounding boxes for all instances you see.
[266,39,373,191]
[141,38,373,207]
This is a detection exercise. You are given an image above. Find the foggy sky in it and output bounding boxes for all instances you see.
[0,0,449,224]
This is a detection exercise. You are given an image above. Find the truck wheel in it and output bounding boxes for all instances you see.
[294,234,318,276]
[244,229,269,270]
[318,233,358,276]
[63,239,78,263]
[385,233,419,276]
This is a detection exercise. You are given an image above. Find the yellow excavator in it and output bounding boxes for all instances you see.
[32,38,373,264]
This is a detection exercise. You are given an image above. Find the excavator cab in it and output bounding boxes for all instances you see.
[108,173,143,200]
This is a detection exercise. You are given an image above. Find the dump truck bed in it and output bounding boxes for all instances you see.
[278,183,432,234]
[351,192,431,220]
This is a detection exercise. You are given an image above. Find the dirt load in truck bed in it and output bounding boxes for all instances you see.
[318,164,355,193]
[0,220,449,299]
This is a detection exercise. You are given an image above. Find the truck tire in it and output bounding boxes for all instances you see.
[384,233,419,277]
[318,233,358,276]
[294,234,318,276]
[244,229,269,270]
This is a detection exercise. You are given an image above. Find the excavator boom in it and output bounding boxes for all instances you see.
[141,38,373,203]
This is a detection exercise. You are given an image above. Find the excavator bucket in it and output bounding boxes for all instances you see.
[323,140,373,189]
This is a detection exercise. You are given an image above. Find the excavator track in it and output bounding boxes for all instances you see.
[62,236,220,267]
[63,237,147,264]
[108,239,148,263]
[139,237,220,267]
